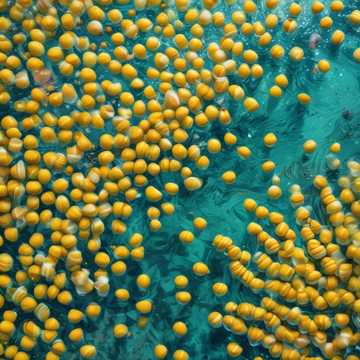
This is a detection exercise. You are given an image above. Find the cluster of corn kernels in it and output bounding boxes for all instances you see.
[208,160,360,359]
[0,0,359,359]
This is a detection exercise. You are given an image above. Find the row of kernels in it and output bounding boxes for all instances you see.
[254,252,295,281]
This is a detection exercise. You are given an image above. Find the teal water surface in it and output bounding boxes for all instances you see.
[1,0,360,359]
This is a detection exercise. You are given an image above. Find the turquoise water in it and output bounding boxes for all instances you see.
[91,3,359,359]
[0,0,360,359]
